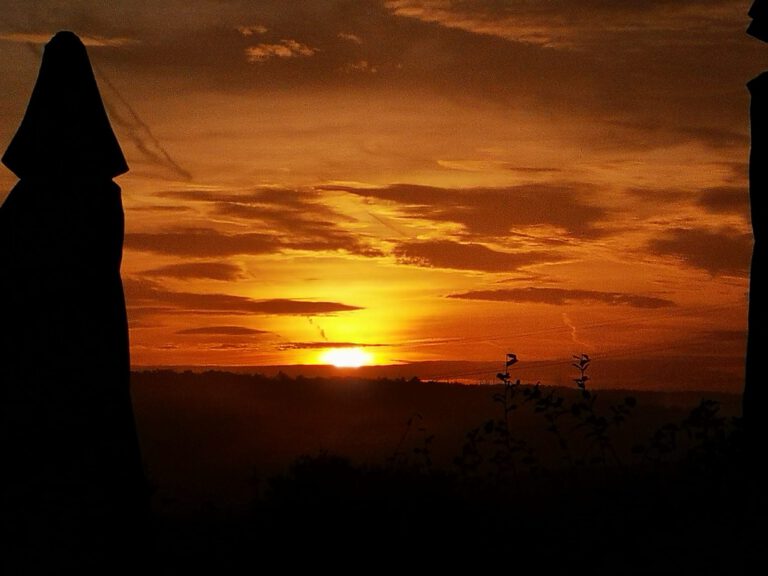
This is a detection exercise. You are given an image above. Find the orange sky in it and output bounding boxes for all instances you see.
[0,1,764,390]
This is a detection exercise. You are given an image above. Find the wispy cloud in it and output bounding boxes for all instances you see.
[277,341,386,350]
[125,278,363,316]
[338,32,363,45]
[0,31,136,47]
[176,326,271,335]
[340,60,377,74]
[125,229,279,257]
[394,240,560,273]
[246,39,316,62]
[448,287,676,309]
[384,0,742,49]
[327,183,608,239]
[143,262,244,281]
[696,186,749,215]
[647,228,752,276]
[156,188,384,257]
[237,24,268,36]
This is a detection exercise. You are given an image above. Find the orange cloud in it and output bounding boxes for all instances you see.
[237,25,268,36]
[245,39,316,62]
[329,183,609,238]
[277,342,386,350]
[125,229,279,257]
[448,287,676,309]
[647,228,752,276]
[394,240,561,272]
[125,279,363,316]
[0,32,136,47]
[143,262,244,280]
[176,326,271,335]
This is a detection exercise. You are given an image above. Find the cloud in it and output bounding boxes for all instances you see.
[143,262,243,280]
[384,0,743,49]
[156,188,384,257]
[394,240,561,272]
[127,306,177,321]
[340,60,377,74]
[626,184,750,217]
[437,160,562,174]
[605,119,750,151]
[0,32,136,47]
[129,205,192,213]
[277,341,386,350]
[338,32,363,45]
[237,25,268,36]
[624,187,689,203]
[207,343,251,350]
[124,278,363,316]
[176,326,271,335]
[18,0,747,161]
[701,328,748,344]
[697,186,749,215]
[245,39,316,62]
[448,287,676,309]
[328,183,608,239]
[212,202,382,256]
[646,228,752,276]
[125,229,279,257]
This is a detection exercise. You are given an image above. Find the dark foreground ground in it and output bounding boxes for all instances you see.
[125,371,761,573]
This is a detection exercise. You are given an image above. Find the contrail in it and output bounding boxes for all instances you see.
[92,64,192,181]
[368,211,411,238]
[562,312,590,349]
[307,317,328,341]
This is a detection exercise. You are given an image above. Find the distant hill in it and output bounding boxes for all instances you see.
[135,352,745,393]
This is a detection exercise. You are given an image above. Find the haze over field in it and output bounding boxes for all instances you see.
[1,1,762,392]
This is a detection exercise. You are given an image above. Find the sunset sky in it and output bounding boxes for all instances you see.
[0,1,764,390]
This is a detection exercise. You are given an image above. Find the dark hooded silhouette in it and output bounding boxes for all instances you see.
[0,31,147,568]
[749,0,768,42]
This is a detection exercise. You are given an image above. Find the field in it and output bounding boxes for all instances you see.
[129,369,757,571]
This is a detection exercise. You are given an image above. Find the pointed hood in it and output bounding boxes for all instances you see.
[2,31,128,180]
[749,0,768,42]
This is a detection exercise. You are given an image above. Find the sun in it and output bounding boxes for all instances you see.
[319,347,373,368]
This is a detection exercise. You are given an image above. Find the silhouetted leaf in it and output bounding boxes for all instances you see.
[571,405,582,417]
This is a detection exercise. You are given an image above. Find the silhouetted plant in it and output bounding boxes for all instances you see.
[388,412,434,473]
[454,354,537,484]
[573,353,590,390]
[565,353,637,467]
[522,383,574,468]
[633,398,740,475]
[453,425,486,479]
[454,352,646,482]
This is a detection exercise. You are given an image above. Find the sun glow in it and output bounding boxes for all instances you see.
[319,347,373,368]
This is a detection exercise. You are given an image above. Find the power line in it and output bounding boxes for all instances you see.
[423,332,743,382]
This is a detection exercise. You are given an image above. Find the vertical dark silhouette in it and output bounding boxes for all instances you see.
[746,3,767,436]
[0,31,148,568]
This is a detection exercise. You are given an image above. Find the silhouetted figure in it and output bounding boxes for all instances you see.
[749,0,768,42]
[0,31,148,569]
[746,3,766,439]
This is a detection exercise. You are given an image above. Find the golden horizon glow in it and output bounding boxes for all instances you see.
[319,347,374,368]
